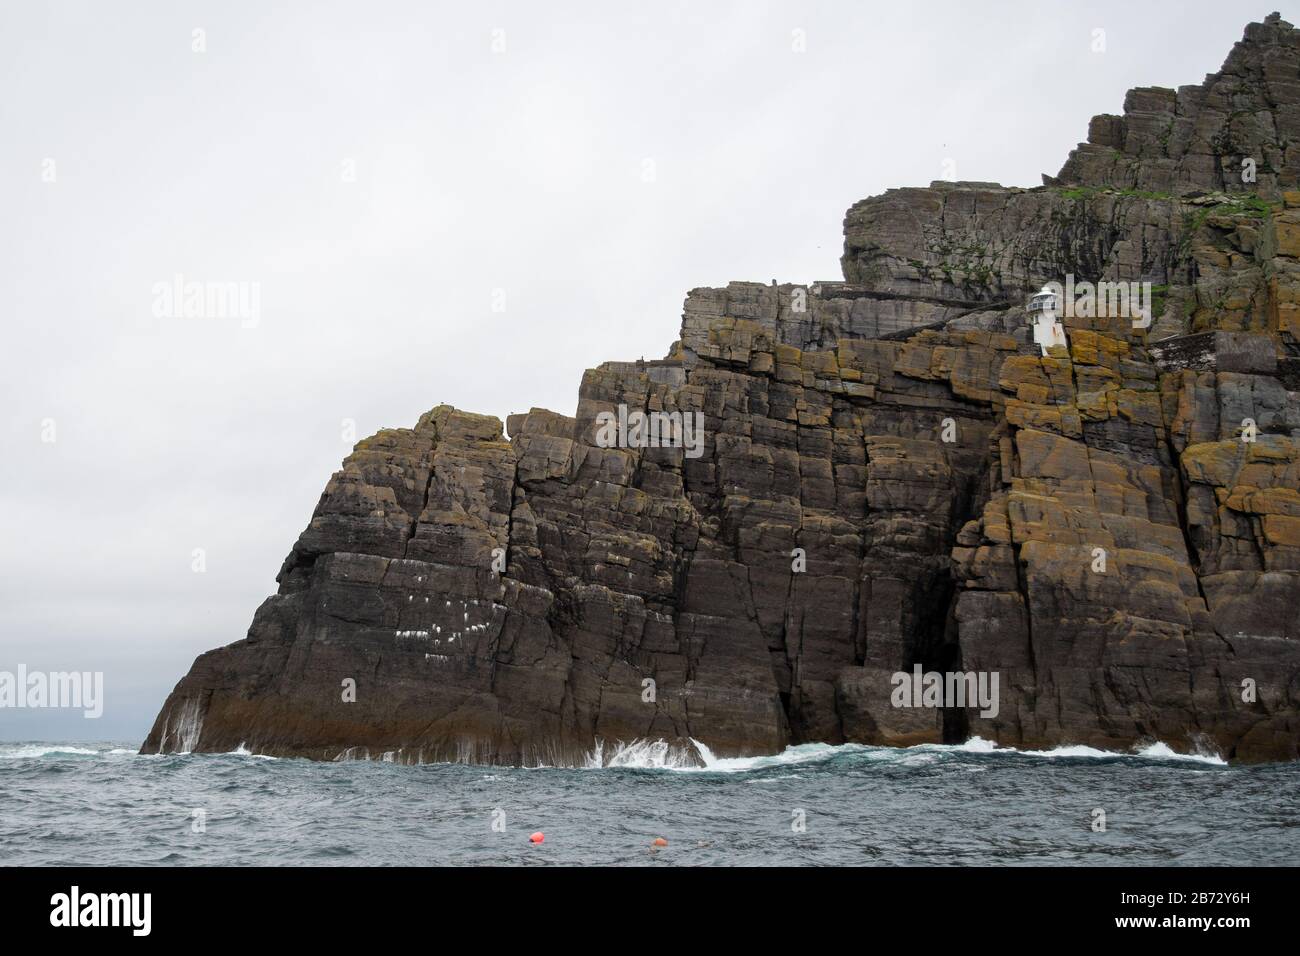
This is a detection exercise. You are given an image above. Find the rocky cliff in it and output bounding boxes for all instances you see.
[144,14,1300,764]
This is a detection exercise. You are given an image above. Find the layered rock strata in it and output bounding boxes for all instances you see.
[145,15,1300,764]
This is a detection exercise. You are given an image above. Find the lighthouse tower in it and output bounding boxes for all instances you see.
[1026,285,1067,356]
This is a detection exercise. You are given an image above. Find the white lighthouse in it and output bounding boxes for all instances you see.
[1027,285,1067,356]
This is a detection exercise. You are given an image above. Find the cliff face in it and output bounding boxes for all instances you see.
[144,15,1300,764]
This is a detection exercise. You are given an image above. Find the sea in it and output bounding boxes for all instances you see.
[2,737,1297,866]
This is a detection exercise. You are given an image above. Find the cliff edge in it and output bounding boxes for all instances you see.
[144,14,1300,764]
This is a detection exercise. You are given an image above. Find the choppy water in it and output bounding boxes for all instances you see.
[2,738,1297,865]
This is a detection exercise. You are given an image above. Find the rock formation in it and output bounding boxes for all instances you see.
[144,14,1300,764]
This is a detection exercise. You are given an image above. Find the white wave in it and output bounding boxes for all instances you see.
[0,741,280,761]
[960,737,1227,765]
[226,743,276,760]
[1019,743,1122,758]
[0,744,100,759]
[583,738,862,772]
[901,735,1227,765]
[584,738,700,769]
[579,734,1227,772]
[1134,741,1227,765]
[687,739,859,773]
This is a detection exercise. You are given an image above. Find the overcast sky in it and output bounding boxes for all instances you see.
[2,1,1290,741]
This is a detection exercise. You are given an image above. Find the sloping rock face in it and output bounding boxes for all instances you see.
[1054,14,1300,198]
[144,15,1300,764]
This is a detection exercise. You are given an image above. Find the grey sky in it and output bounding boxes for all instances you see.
[1,1,1288,741]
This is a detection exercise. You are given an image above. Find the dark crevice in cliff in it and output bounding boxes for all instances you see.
[403,422,441,561]
[503,448,520,577]
[1013,538,1039,700]
[938,456,996,743]
[937,596,969,744]
[1157,406,1228,657]
[775,566,798,737]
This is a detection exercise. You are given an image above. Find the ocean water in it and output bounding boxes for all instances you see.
[2,738,1297,866]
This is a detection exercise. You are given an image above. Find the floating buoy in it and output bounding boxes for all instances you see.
[652,837,668,847]
[529,831,545,844]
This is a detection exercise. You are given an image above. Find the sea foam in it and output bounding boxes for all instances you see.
[578,735,1227,771]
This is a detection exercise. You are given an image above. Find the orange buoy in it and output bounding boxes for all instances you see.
[529,831,545,844]
[652,837,668,847]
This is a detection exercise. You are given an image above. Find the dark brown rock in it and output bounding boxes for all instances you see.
[144,16,1300,765]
